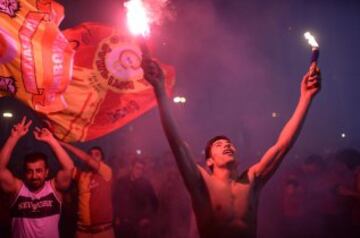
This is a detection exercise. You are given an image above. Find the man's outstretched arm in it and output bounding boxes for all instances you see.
[34,128,74,191]
[142,58,211,211]
[59,142,112,181]
[59,142,100,171]
[250,64,321,183]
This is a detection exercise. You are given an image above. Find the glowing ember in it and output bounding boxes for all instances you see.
[304,32,319,48]
[124,0,151,36]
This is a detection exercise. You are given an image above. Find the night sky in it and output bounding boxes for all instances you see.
[51,0,360,162]
[0,0,359,175]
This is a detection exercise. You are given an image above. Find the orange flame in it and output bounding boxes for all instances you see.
[124,0,151,37]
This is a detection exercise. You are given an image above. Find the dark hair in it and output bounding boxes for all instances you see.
[335,148,360,170]
[89,146,104,160]
[204,135,231,172]
[304,154,324,167]
[23,152,49,169]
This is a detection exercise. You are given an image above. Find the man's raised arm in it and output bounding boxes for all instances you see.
[59,141,100,171]
[0,117,31,195]
[141,58,211,211]
[33,128,74,191]
[250,65,321,183]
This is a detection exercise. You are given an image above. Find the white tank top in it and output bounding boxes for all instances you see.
[10,181,61,238]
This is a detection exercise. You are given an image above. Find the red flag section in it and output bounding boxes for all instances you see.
[0,0,74,113]
[47,22,175,142]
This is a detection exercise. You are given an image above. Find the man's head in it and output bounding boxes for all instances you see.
[23,152,49,191]
[130,159,146,181]
[302,154,324,174]
[205,135,236,172]
[88,146,104,161]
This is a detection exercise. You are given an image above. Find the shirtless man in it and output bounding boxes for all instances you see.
[0,117,74,238]
[141,58,321,238]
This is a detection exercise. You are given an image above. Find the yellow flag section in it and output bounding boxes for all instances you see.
[0,0,74,113]
[48,23,175,142]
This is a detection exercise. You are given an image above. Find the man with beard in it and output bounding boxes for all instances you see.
[0,116,74,238]
[141,58,321,238]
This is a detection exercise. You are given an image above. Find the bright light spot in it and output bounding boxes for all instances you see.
[173,97,181,103]
[2,112,13,118]
[180,97,186,103]
[304,32,319,48]
[173,96,186,104]
[136,149,142,155]
[124,0,151,37]
[341,133,346,139]
[272,112,279,118]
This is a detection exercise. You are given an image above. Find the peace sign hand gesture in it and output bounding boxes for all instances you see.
[10,116,32,140]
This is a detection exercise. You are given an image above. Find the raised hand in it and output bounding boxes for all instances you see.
[10,116,32,140]
[141,58,165,88]
[33,127,55,143]
[301,63,321,99]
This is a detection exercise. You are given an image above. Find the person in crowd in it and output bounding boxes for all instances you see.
[142,57,321,238]
[60,142,115,238]
[0,117,74,238]
[114,159,158,238]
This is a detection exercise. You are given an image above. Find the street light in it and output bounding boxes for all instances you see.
[2,112,13,118]
[173,96,186,104]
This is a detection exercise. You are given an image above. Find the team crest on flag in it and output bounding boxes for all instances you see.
[94,34,147,94]
[46,22,175,142]
[0,0,20,17]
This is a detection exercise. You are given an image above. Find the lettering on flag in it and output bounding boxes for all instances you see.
[0,0,74,113]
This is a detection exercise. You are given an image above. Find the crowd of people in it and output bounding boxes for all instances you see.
[0,59,359,238]
[279,151,360,238]
[0,124,359,238]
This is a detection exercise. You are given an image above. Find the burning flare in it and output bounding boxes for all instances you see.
[124,0,151,36]
[304,32,319,48]
[304,32,319,63]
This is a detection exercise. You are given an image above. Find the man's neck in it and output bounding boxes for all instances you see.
[26,183,46,194]
[212,166,236,184]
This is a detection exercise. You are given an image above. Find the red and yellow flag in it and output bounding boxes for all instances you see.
[47,22,175,142]
[0,0,74,113]
[0,1,175,142]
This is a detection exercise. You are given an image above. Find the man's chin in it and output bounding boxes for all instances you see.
[224,158,236,167]
[217,159,234,168]
[27,181,45,191]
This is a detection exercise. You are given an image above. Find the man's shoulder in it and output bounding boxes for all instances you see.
[236,168,251,184]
